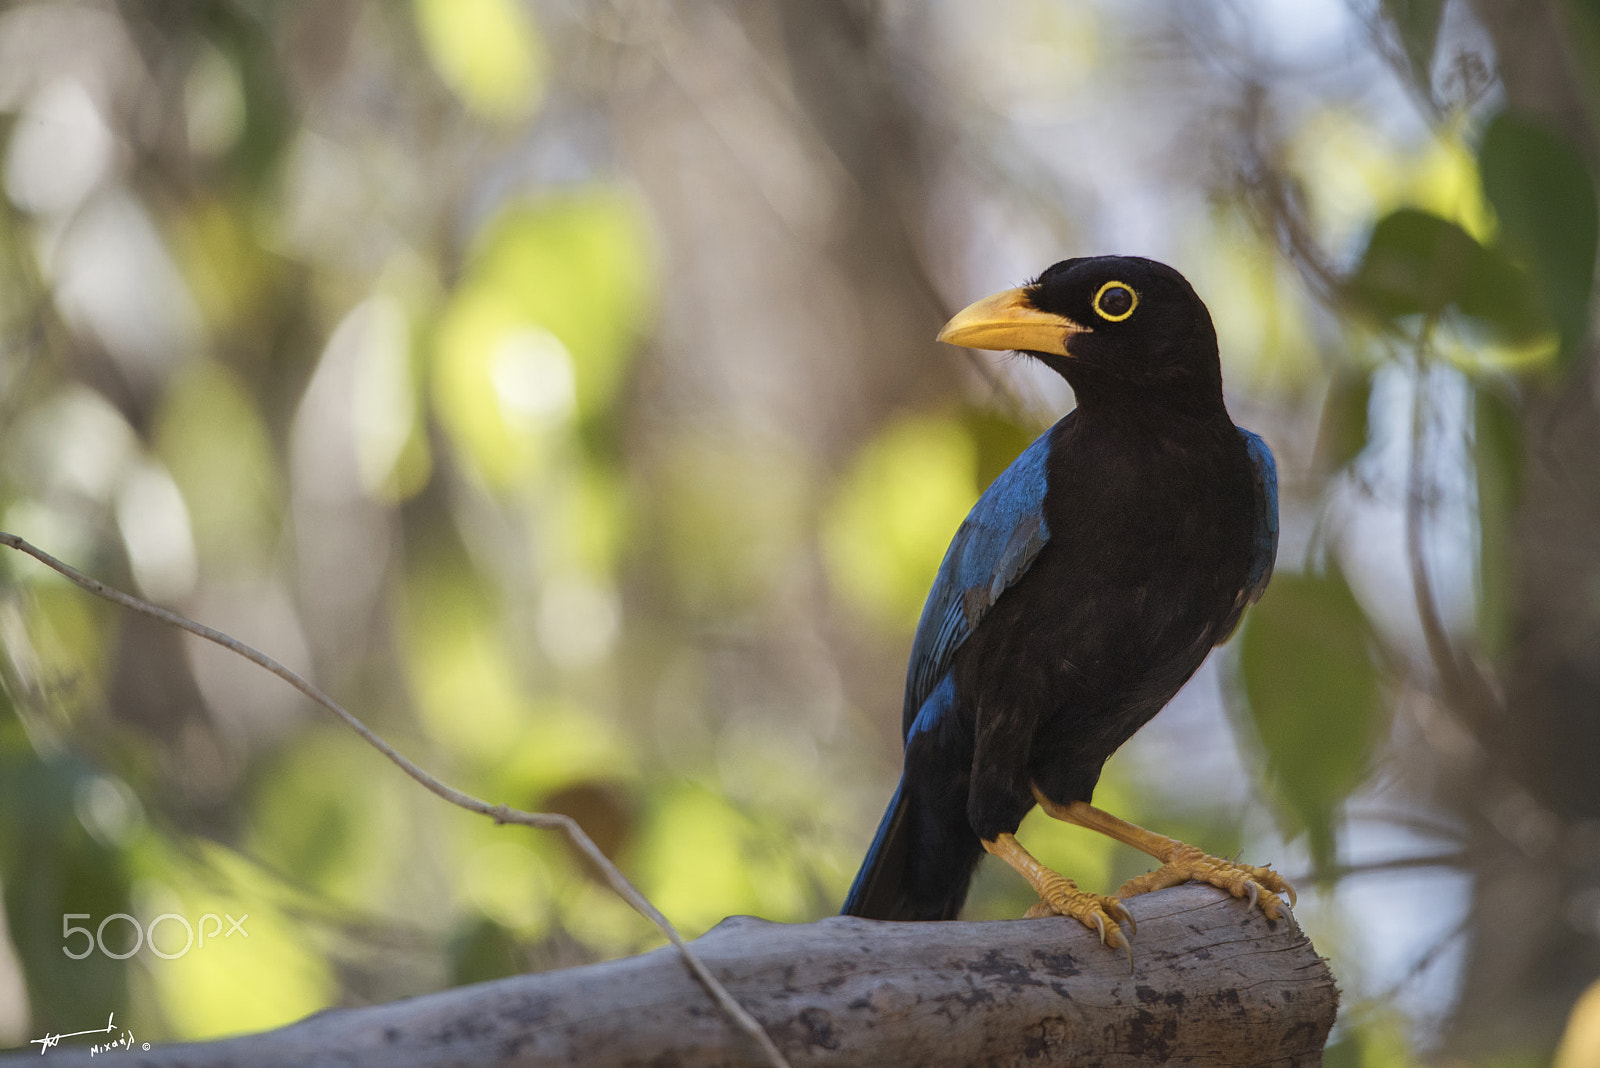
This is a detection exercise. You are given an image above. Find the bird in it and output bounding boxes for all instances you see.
[840,255,1292,951]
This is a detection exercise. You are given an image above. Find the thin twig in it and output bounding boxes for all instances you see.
[1403,329,1502,740]
[1308,850,1470,882]
[0,531,793,1068]
[1405,339,1463,689]
[1376,911,1472,1005]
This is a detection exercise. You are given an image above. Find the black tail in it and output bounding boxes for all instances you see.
[841,778,985,920]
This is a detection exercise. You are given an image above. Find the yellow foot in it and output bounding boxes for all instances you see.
[1115,843,1296,920]
[982,833,1135,959]
[1023,870,1136,956]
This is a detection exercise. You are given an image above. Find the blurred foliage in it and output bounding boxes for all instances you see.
[414,0,546,121]
[0,708,131,1037]
[1324,1006,1421,1068]
[823,413,980,628]
[0,0,1593,1063]
[1239,567,1383,873]
[1471,383,1521,660]
[1555,979,1600,1068]
[1347,207,1548,341]
[1477,112,1599,364]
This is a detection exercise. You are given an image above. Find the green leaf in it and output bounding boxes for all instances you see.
[1381,0,1444,89]
[1238,567,1383,872]
[0,713,132,1036]
[198,7,292,189]
[1479,111,1599,366]
[1473,384,1523,660]
[1347,208,1548,342]
[449,916,524,986]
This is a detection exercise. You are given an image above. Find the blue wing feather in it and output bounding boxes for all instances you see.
[900,425,1055,738]
[900,423,1275,739]
[1238,427,1278,605]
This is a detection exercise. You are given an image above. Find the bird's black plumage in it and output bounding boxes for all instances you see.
[842,256,1278,922]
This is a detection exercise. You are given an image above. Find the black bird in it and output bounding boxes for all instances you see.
[841,256,1291,949]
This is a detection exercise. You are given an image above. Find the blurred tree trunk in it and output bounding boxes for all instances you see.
[1446,1,1600,1055]
[606,0,960,757]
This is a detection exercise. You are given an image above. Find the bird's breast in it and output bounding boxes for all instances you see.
[1030,419,1258,662]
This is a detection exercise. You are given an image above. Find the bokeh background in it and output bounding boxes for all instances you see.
[0,0,1596,1063]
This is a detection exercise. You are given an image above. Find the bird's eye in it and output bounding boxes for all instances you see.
[1093,281,1137,322]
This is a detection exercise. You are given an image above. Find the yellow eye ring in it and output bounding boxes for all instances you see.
[1093,280,1138,322]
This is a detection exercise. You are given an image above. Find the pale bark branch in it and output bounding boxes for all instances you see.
[0,884,1336,1067]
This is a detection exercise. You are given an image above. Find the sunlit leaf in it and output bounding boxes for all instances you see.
[547,464,630,579]
[491,715,634,812]
[401,548,532,761]
[413,0,545,120]
[633,784,762,937]
[1555,978,1600,1068]
[822,413,978,628]
[652,436,810,615]
[1238,567,1383,871]
[12,583,114,720]
[1197,210,1321,392]
[558,879,657,958]
[1479,111,1599,367]
[1326,1006,1421,1068]
[1285,110,1492,255]
[171,197,286,334]
[460,840,554,937]
[464,191,653,417]
[132,840,334,1041]
[431,190,653,489]
[153,361,283,575]
[247,729,389,902]
[431,286,559,488]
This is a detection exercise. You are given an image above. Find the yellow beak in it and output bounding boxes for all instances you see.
[936,286,1088,357]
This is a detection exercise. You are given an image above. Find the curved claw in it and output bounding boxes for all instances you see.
[1285,879,1299,908]
[1026,888,1135,958]
[1097,913,1132,968]
[1115,843,1297,925]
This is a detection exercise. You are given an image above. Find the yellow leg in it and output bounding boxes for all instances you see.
[1032,789,1297,920]
[982,833,1134,958]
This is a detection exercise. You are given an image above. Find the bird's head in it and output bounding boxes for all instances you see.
[937,256,1221,405]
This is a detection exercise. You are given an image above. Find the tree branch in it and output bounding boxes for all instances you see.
[0,884,1336,1067]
